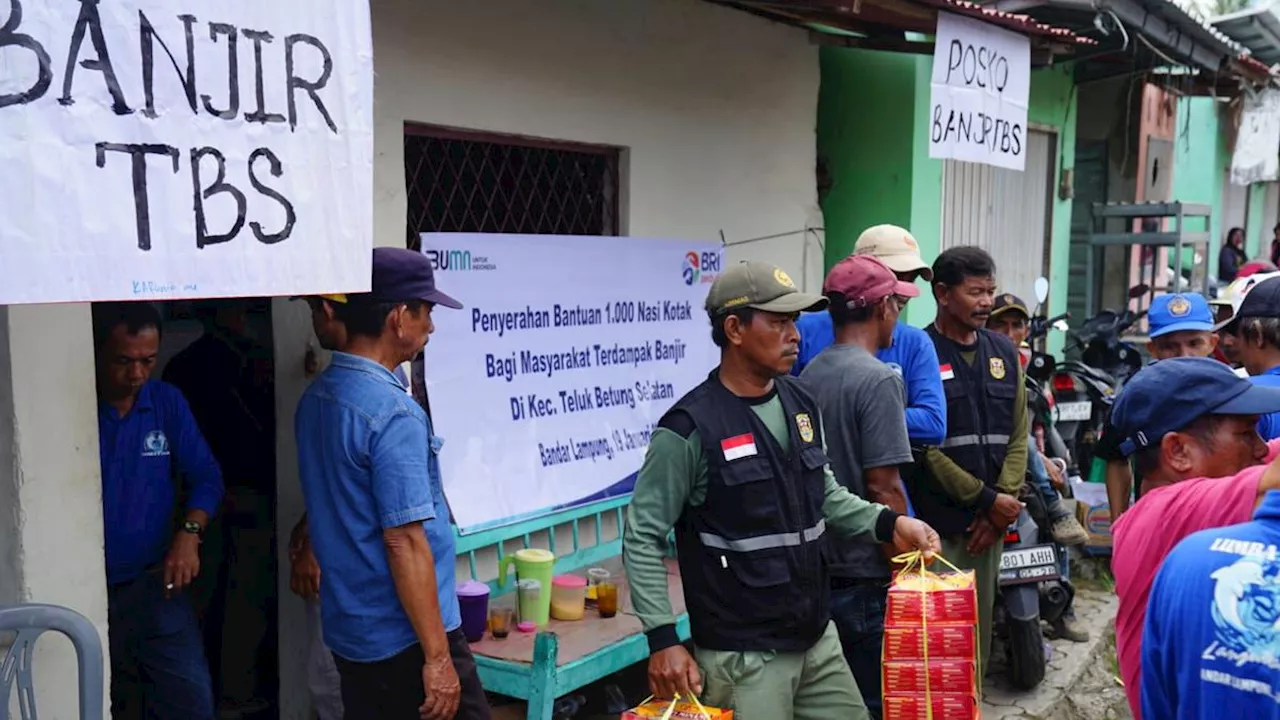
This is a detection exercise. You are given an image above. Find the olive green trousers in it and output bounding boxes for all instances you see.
[694,621,869,720]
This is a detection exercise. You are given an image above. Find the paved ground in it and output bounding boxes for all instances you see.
[982,587,1127,720]
[492,586,1126,719]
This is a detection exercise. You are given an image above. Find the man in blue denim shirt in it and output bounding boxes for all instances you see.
[93,302,224,720]
[295,248,489,720]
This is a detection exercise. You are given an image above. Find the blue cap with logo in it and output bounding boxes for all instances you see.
[1111,356,1280,456]
[1147,293,1213,338]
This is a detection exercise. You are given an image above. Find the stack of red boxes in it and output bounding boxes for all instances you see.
[881,569,981,719]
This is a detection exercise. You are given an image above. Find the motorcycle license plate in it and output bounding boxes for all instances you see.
[999,544,1061,585]
[1056,401,1092,422]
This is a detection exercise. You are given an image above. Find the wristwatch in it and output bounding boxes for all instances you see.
[182,521,205,538]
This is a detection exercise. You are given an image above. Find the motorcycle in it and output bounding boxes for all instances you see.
[1049,284,1149,478]
[996,503,1071,690]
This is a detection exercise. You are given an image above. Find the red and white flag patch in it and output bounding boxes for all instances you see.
[940,363,955,381]
[721,433,758,461]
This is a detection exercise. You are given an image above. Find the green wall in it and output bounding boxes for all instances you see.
[1171,97,1226,273]
[818,49,1077,330]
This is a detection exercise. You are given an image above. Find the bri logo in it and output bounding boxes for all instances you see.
[682,252,700,286]
[683,251,721,286]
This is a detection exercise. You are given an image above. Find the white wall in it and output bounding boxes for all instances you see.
[1,304,109,719]
[274,1,821,717]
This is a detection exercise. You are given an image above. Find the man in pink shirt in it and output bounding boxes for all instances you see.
[1109,356,1280,719]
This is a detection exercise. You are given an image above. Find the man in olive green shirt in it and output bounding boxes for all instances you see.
[623,261,940,720]
[916,247,1028,670]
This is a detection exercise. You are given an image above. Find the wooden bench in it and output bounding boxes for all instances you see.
[453,495,689,720]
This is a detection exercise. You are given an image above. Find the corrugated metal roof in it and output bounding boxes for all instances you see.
[1213,4,1280,67]
[913,0,1097,42]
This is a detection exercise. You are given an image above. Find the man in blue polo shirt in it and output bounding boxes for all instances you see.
[295,248,489,720]
[1221,276,1280,440]
[793,224,945,447]
[1142,489,1280,719]
[93,302,224,720]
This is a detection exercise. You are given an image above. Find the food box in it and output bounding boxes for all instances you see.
[622,700,734,719]
[885,569,978,626]
[882,660,978,695]
[1071,479,1113,555]
[882,694,980,720]
[882,625,978,661]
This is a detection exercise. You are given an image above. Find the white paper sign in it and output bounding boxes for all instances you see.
[1230,88,1280,186]
[929,12,1031,171]
[420,234,721,533]
[0,0,374,304]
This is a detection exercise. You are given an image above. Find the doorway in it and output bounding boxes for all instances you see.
[94,298,280,720]
[940,129,1056,302]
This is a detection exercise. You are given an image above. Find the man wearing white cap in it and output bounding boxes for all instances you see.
[794,225,945,447]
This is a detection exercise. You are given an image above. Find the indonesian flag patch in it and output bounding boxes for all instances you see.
[940,363,955,381]
[721,433,758,461]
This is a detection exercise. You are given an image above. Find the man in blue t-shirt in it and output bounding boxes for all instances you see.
[1142,489,1280,719]
[794,225,945,446]
[93,302,225,720]
[1222,276,1280,440]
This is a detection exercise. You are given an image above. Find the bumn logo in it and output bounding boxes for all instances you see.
[425,249,496,271]
[427,249,471,271]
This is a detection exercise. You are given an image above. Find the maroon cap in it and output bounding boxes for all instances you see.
[823,255,920,308]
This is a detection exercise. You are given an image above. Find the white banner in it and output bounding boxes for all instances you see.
[928,12,1030,171]
[0,0,373,304]
[420,234,721,532]
[1230,88,1280,186]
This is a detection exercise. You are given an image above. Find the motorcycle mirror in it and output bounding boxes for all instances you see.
[1033,277,1049,304]
[1128,283,1151,299]
[1052,319,1069,332]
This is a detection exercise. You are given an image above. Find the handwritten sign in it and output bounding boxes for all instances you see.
[1230,88,1280,186]
[928,12,1030,171]
[0,0,373,304]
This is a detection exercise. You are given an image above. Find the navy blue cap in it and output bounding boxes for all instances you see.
[1231,275,1280,329]
[1148,293,1213,338]
[1111,356,1280,456]
[368,247,462,309]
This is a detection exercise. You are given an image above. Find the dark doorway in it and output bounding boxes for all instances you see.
[158,299,279,720]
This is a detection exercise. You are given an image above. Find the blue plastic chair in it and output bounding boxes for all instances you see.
[0,604,104,720]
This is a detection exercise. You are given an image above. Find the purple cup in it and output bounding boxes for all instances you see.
[457,580,491,642]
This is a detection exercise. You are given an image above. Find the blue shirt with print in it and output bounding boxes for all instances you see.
[99,380,224,585]
[1142,491,1280,719]
[1251,368,1280,441]
[295,352,461,663]
[793,314,946,445]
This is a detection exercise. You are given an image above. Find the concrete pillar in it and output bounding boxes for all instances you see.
[0,304,109,718]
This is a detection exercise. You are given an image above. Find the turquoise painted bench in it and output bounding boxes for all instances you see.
[453,495,690,720]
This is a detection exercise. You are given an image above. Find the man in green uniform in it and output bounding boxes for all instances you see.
[623,261,941,720]
[913,246,1028,671]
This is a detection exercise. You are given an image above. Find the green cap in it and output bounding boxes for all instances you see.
[705,261,828,315]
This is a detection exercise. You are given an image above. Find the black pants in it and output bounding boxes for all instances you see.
[333,629,490,720]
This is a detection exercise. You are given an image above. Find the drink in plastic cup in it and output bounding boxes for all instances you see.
[597,582,618,618]
[489,607,515,639]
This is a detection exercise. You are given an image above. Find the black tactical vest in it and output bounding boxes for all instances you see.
[911,327,1020,535]
[667,371,830,653]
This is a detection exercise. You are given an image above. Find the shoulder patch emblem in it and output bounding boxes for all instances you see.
[989,357,1007,380]
[795,413,815,443]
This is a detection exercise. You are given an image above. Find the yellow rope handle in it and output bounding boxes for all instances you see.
[654,693,713,720]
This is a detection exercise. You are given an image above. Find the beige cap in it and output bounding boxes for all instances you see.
[852,225,933,281]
